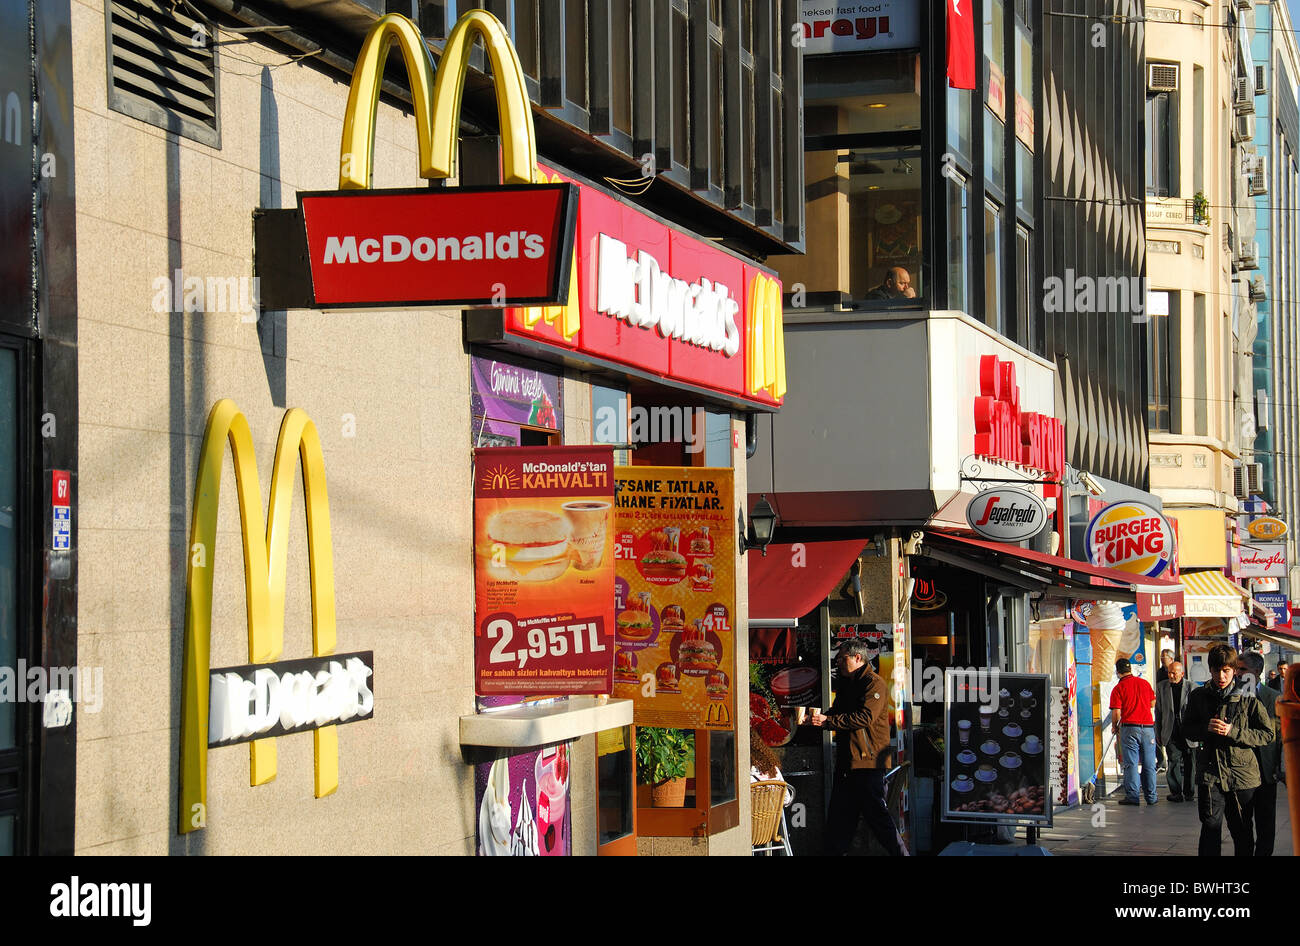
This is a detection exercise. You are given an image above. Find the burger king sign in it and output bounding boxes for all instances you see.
[1085,502,1176,579]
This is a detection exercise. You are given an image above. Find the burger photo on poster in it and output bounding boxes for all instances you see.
[484,508,573,582]
[616,604,655,641]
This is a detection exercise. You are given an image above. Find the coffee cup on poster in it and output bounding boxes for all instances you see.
[793,706,808,726]
[957,719,973,745]
[562,500,610,570]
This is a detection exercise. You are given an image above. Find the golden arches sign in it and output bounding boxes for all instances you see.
[179,399,338,834]
[339,10,538,188]
[748,272,786,400]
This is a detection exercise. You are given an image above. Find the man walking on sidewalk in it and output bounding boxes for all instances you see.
[1110,658,1158,806]
[1238,651,1283,856]
[1156,660,1195,801]
[1183,643,1275,856]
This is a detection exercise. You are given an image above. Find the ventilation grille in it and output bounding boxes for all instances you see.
[107,0,220,147]
[1149,63,1179,91]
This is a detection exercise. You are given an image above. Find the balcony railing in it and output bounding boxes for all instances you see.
[1145,197,1210,226]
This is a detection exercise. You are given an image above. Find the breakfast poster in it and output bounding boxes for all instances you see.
[473,445,616,694]
[612,466,735,730]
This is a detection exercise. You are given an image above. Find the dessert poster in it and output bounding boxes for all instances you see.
[475,745,572,857]
[943,671,1052,825]
[612,466,736,730]
[473,445,616,695]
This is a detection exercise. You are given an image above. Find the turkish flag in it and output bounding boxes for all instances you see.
[947,0,976,89]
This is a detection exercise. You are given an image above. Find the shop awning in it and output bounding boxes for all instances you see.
[920,531,1184,621]
[1181,570,1251,618]
[1244,626,1300,652]
[748,539,867,621]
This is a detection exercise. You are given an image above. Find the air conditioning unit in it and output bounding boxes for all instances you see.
[1249,462,1264,494]
[1249,171,1268,196]
[1235,112,1256,142]
[1240,152,1259,176]
[1235,463,1250,498]
[1148,63,1179,92]
[1256,64,1268,95]
[1237,0,1253,10]
[1257,389,1270,430]
[1235,76,1256,113]
[1238,239,1260,268]
[1250,275,1267,300]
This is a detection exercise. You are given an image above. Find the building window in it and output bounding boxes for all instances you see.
[106,0,220,147]
[1146,291,1171,431]
[673,2,690,166]
[984,201,1004,333]
[1146,89,1179,197]
[565,0,588,108]
[515,0,540,79]
[948,177,972,316]
[611,0,632,134]
[1016,225,1031,344]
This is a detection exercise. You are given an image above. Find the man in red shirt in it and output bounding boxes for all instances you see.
[1110,657,1158,805]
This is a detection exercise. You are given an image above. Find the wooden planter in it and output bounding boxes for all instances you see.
[650,776,687,808]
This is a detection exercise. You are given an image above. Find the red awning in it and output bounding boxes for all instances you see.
[923,531,1184,620]
[748,540,867,621]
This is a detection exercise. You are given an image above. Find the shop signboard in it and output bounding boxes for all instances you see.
[965,487,1048,542]
[1256,592,1291,630]
[1248,516,1288,540]
[972,355,1066,489]
[612,466,736,729]
[475,744,572,856]
[472,445,616,694]
[943,671,1052,825]
[1238,542,1288,578]
[797,0,922,55]
[489,164,786,411]
[1084,501,1176,579]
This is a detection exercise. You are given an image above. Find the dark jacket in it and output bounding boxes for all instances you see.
[824,664,893,771]
[1183,681,1275,791]
[1253,684,1284,785]
[1155,677,1193,747]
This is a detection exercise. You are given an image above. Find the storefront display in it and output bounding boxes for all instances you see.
[473,445,616,694]
[613,467,736,729]
[471,356,562,445]
[943,671,1052,824]
[475,744,572,856]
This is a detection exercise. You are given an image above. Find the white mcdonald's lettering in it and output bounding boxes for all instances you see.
[594,233,741,356]
[748,272,786,399]
[321,231,547,265]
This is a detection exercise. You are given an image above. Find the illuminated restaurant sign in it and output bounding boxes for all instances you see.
[974,355,1065,482]
[1084,501,1176,579]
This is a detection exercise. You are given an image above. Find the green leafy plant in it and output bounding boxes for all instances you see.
[1191,191,1210,226]
[635,727,695,784]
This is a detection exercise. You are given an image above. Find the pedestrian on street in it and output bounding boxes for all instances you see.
[1183,643,1275,856]
[808,640,904,856]
[1155,649,1175,771]
[1238,651,1283,856]
[1110,657,1158,806]
[1270,661,1288,691]
[1155,660,1196,801]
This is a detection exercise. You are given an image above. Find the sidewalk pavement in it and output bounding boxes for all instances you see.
[1023,774,1293,855]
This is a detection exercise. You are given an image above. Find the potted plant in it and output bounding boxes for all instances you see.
[1192,191,1210,226]
[635,727,695,807]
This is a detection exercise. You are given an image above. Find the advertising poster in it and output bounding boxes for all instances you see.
[943,671,1052,824]
[471,356,562,447]
[751,623,823,748]
[612,466,735,729]
[831,623,901,724]
[798,0,922,55]
[1238,541,1288,578]
[475,744,572,856]
[473,445,616,694]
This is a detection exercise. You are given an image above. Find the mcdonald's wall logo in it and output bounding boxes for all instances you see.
[179,400,374,835]
[483,163,787,410]
[258,11,577,309]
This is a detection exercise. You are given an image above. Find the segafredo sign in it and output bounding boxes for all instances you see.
[965,488,1048,542]
[1084,501,1175,579]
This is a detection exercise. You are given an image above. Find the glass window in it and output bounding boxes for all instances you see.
[1016,226,1031,344]
[597,727,634,845]
[985,111,1007,195]
[565,0,587,106]
[1015,142,1033,216]
[947,85,973,159]
[611,0,632,135]
[704,411,732,466]
[593,385,630,465]
[709,729,737,806]
[1146,292,1172,431]
[804,53,922,136]
[515,0,539,79]
[0,815,10,856]
[709,38,723,188]
[948,177,972,316]
[984,0,1005,75]
[1014,25,1033,151]
[1146,90,1178,197]
[673,7,689,165]
[984,201,1004,333]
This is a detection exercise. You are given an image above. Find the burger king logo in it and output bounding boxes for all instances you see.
[1084,502,1175,578]
[1247,516,1288,540]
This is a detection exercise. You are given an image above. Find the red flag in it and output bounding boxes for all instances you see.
[947,0,976,89]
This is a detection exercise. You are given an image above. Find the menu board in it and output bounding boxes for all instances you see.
[473,445,616,694]
[943,671,1052,825]
[612,466,735,730]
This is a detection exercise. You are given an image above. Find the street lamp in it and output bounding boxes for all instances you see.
[738,494,778,556]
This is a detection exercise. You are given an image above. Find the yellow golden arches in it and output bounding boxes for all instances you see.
[519,167,581,339]
[338,10,538,189]
[180,399,338,835]
[748,273,787,400]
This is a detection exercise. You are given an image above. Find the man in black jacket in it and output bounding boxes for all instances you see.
[1183,643,1276,856]
[1155,660,1194,801]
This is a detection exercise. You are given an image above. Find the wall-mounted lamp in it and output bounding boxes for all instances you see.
[738,494,778,556]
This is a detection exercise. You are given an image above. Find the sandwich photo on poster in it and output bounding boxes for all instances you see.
[611,466,735,730]
[473,445,616,694]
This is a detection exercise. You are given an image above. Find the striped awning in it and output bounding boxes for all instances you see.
[1181,570,1250,618]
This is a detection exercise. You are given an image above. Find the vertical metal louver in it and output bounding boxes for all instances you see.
[105,0,220,147]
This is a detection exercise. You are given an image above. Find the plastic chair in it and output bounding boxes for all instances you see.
[752,779,795,855]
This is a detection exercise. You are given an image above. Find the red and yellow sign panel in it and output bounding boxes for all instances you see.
[612,467,735,729]
[473,446,616,694]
